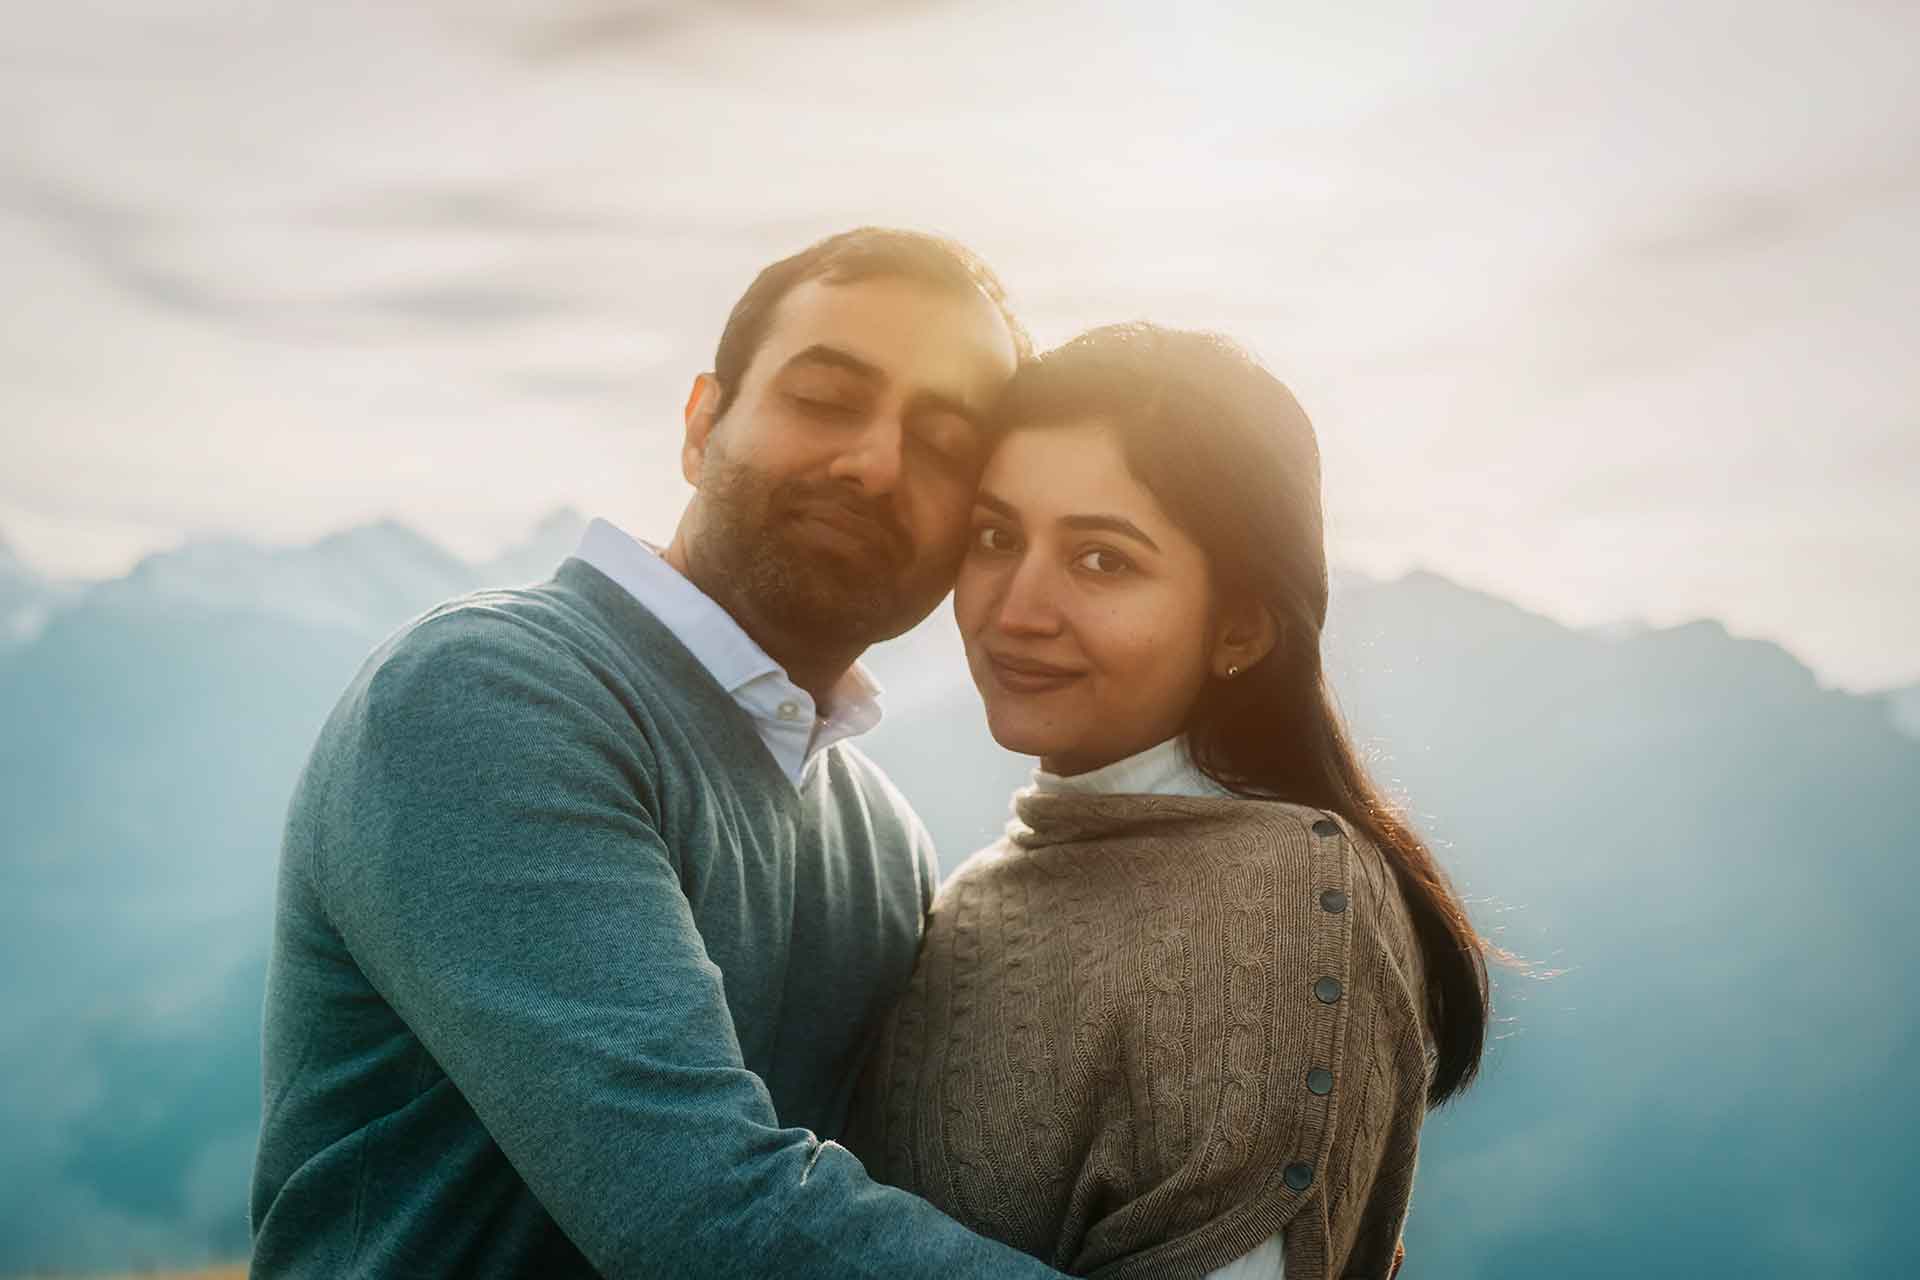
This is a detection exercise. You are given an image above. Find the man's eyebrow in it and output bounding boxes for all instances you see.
[783,345,987,428]
[1063,514,1162,552]
[907,388,986,430]
[782,344,884,381]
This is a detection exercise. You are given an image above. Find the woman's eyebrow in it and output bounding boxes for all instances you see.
[975,495,1162,552]
[1061,513,1161,552]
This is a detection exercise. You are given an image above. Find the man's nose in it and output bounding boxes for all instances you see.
[993,552,1062,637]
[827,415,904,497]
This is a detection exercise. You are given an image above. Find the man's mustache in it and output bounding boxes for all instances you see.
[783,486,909,565]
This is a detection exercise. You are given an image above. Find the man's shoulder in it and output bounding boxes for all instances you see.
[309,571,669,771]
[361,583,587,699]
[361,564,688,709]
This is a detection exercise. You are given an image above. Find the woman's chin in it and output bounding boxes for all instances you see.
[982,711,1071,763]
[990,730,1060,762]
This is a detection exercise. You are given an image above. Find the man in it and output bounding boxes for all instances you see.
[249,228,1063,1278]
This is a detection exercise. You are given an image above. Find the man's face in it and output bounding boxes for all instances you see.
[683,274,1020,647]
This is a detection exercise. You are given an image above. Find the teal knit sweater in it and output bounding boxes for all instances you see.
[249,559,1059,1279]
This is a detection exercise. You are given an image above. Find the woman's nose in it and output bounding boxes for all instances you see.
[993,554,1062,636]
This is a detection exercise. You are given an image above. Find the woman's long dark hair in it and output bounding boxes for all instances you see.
[993,323,1489,1105]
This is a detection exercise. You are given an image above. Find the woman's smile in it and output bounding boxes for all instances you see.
[981,649,1087,694]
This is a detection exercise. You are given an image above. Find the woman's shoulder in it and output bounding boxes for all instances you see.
[1238,803,1405,913]
[1240,804,1421,965]
[1149,799,1427,1005]
[933,830,1030,898]
[1129,799,1402,906]
[1193,802,1435,1107]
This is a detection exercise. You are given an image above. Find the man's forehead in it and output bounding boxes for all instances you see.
[755,275,1017,391]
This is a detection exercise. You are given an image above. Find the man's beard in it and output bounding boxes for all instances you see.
[694,445,921,647]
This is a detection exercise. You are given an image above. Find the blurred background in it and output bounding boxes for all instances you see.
[2,1,1916,1275]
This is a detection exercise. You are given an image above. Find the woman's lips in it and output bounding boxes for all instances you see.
[985,652,1086,694]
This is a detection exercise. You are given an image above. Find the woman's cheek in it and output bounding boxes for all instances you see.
[1103,601,1164,671]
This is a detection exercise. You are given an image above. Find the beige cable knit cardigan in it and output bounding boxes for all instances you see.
[846,792,1432,1280]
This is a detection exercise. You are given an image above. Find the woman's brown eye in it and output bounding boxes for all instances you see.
[1074,549,1132,575]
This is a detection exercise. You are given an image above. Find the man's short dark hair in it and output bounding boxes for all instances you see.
[711,227,1031,415]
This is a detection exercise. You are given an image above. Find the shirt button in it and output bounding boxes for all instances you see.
[1283,1161,1314,1191]
[1313,976,1344,1004]
[776,700,803,722]
[1306,1067,1334,1095]
[1311,817,1339,837]
[1319,888,1348,914]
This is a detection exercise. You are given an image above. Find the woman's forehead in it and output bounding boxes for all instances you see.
[978,420,1193,548]
[981,420,1126,501]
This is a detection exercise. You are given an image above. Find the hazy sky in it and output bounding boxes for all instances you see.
[2,0,1914,689]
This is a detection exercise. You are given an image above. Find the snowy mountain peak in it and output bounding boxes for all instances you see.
[98,520,470,632]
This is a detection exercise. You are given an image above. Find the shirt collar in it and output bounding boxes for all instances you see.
[573,518,883,785]
[1030,735,1232,799]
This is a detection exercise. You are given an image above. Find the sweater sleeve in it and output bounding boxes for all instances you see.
[316,613,1061,1279]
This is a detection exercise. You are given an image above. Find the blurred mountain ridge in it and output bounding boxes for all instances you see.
[1886,683,1920,741]
[1,508,1914,1277]
[76,509,588,633]
[0,526,74,652]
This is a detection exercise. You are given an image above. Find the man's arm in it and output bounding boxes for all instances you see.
[320,613,1058,1278]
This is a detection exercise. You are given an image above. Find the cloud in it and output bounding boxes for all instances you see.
[306,180,825,246]
[506,367,643,404]
[4,177,610,338]
[2,180,247,325]
[1,178,321,334]
[1624,162,1920,267]
[494,0,957,63]
[361,281,595,329]
[310,182,651,236]
[509,2,689,62]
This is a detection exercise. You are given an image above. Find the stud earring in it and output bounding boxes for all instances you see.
[1225,664,1241,679]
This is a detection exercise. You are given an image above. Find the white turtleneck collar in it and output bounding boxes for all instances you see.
[1030,735,1234,800]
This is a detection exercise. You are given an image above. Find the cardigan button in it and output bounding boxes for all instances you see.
[1319,888,1348,913]
[1283,1161,1314,1190]
[1311,817,1339,837]
[1313,976,1344,1004]
[1307,1067,1334,1095]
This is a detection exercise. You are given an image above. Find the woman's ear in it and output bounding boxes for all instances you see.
[1211,600,1279,680]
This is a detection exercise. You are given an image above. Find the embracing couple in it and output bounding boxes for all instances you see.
[249,228,1490,1279]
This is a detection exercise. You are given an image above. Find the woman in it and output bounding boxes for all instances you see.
[846,324,1490,1279]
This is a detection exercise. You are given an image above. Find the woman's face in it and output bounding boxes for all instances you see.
[954,417,1221,775]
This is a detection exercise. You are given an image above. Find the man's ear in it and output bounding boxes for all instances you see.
[681,374,722,485]
[1211,599,1279,680]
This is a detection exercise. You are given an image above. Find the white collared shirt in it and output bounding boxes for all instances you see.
[573,518,883,787]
